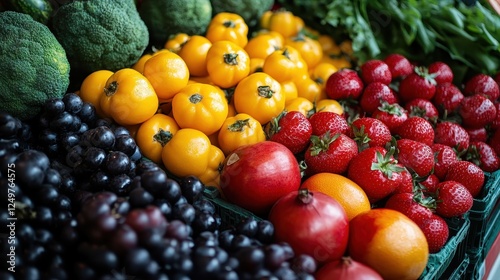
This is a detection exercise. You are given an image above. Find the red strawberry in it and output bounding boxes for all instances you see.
[434,121,470,152]
[350,117,392,150]
[466,141,500,172]
[385,192,434,225]
[359,82,398,115]
[325,69,364,100]
[432,83,464,113]
[491,102,500,131]
[488,129,500,158]
[383,53,413,79]
[347,146,404,203]
[398,66,437,103]
[435,180,473,218]
[304,132,358,176]
[404,98,439,123]
[360,59,392,85]
[458,94,497,129]
[465,127,488,143]
[396,116,435,146]
[265,111,313,154]
[445,160,485,197]
[428,61,454,85]
[371,101,409,134]
[431,143,459,181]
[308,111,349,137]
[418,214,449,253]
[393,168,414,194]
[396,139,434,177]
[463,73,500,102]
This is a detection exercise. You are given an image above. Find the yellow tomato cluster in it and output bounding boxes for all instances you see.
[77,10,353,189]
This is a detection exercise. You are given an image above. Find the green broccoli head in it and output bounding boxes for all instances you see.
[210,0,274,28]
[0,11,70,120]
[51,0,149,74]
[139,0,212,48]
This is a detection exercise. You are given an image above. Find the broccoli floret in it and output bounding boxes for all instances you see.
[139,0,212,48]
[0,11,70,120]
[210,0,275,28]
[51,0,149,74]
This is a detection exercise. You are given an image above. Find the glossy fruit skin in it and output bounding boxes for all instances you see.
[396,139,434,177]
[309,111,350,137]
[348,209,429,280]
[206,40,250,88]
[435,180,473,218]
[359,82,398,115]
[79,70,114,117]
[350,117,392,149]
[284,33,323,69]
[463,73,500,101]
[445,160,485,197]
[434,121,470,153]
[467,141,500,172]
[398,68,437,103]
[217,113,266,156]
[99,68,159,126]
[384,192,434,226]
[315,257,383,280]
[404,98,439,122]
[219,141,302,215]
[418,214,449,253]
[433,83,464,113]
[268,190,349,264]
[458,94,497,129]
[428,61,453,84]
[431,143,459,181]
[371,102,408,134]
[177,35,212,77]
[205,12,249,47]
[360,59,392,85]
[135,113,180,164]
[396,116,435,147]
[304,132,358,176]
[172,82,229,135]
[383,53,413,79]
[347,147,403,203]
[265,110,313,154]
[488,129,500,158]
[325,69,364,100]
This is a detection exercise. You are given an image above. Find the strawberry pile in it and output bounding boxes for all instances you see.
[266,53,500,253]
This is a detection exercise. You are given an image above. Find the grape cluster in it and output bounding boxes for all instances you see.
[0,93,318,279]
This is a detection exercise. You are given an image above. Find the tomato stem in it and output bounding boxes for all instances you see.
[257,85,274,98]
[223,20,236,28]
[189,93,203,104]
[223,53,239,66]
[228,119,250,132]
[104,81,118,97]
[153,128,173,146]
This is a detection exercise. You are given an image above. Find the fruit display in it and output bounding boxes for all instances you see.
[1,1,500,279]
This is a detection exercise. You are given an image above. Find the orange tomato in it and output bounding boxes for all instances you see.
[143,50,190,100]
[206,12,249,47]
[310,62,338,89]
[285,97,314,117]
[268,10,299,38]
[132,53,153,74]
[262,47,300,83]
[244,33,283,59]
[295,76,323,103]
[249,57,265,74]
[348,209,429,280]
[300,173,371,221]
[285,33,323,69]
[316,99,344,115]
[177,35,212,77]
[164,33,190,53]
[280,80,298,103]
[79,69,114,117]
[135,113,180,164]
[206,40,250,89]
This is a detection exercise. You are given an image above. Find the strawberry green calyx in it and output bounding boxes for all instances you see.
[352,125,371,151]
[265,110,287,138]
[378,100,405,117]
[371,146,405,179]
[309,131,339,156]
[414,66,437,86]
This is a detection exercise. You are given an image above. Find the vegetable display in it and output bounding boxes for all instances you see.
[1,1,500,279]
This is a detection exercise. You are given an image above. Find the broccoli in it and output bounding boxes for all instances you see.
[51,0,149,74]
[0,11,70,120]
[139,0,212,48]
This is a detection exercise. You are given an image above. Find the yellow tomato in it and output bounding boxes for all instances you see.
[135,113,180,164]
[132,53,153,74]
[316,98,344,115]
[178,35,212,77]
[164,33,190,53]
[249,58,265,74]
[281,80,298,103]
[244,33,283,59]
[295,76,324,102]
[206,12,249,47]
[321,51,352,70]
[206,40,250,89]
[162,128,212,177]
[79,69,113,117]
[143,50,190,100]
[310,62,338,89]
[233,72,285,125]
[198,145,225,188]
[218,113,266,155]
[259,10,273,29]
[317,34,338,53]
[172,83,229,136]
[100,68,159,126]
[268,10,299,38]
[285,33,323,69]
[262,47,299,83]
[285,97,314,117]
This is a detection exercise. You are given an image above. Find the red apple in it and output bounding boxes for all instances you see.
[219,141,302,216]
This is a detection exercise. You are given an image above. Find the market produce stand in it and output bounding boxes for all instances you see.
[1,0,500,279]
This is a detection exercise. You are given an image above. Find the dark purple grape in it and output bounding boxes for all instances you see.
[237,217,258,237]
[135,159,161,175]
[83,147,106,168]
[123,248,151,276]
[90,126,115,149]
[0,112,21,138]
[95,118,113,128]
[110,197,130,217]
[130,146,142,161]
[65,145,83,168]
[39,129,58,145]
[172,203,196,225]
[44,168,62,186]
[273,264,297,279]
[50,112,75,132]
[193,198,216,214]
[192,212,218,234]
[158,178,182,203]
[44,98,65,117]
[264,244,287,270]
[15,160,45,188]
[114,134,137,156]
[89,171,110,190]
[193,246,221,275]
[78,103,97,124]
[35,184,59,205]
[236,246,265,273]
[77,122,89,134]
[141,169,168,193]
[129,187,154,208]
[256,220,275,244]
[165,220,191,241]
[230,234,253,252]
[174,256,194,274]
[34,206,53,227]
[113,126,131,137]
[62,93,83,114]
[218,229,235,250]
[290,254,317,275]
[195,231,218,247]
[67,115,82,132]
[105,151,131,175]
[17,266,40,280]
[107,174,133,196]
[16,149,50,170]
[179,175,204,203]
[153,199,172,218]
[108,224,137,255]
[55,195,72,211]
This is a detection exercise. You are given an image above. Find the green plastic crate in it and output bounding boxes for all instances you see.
[442,253,470,280]
[203,186,263,228]
[466,169,500,259]
[419,215,470,280]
